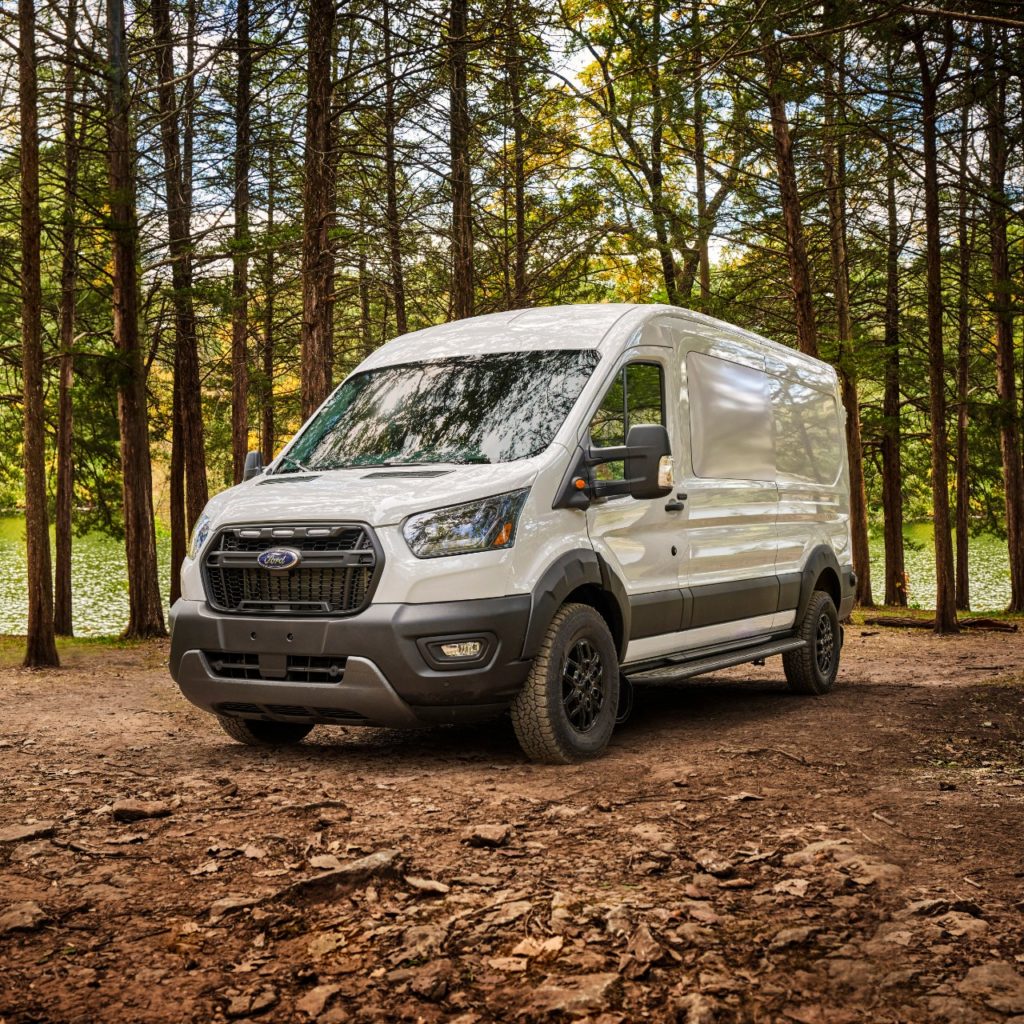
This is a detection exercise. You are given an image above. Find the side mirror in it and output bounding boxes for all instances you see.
[243,450,264,481]
[624,423,673,500]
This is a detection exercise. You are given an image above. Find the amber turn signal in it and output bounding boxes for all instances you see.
[493,521,513,547]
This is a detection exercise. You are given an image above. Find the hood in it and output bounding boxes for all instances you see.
[203,458,547,529]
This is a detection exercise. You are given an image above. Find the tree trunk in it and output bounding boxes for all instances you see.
[151,0,207,542]
[764,43,818,358]
[983,26,1024,612]
[692,1,710,309]
[107,0,165,638]
[823,30,872,607]
[449,0,474,320]
[19,0,59,667]
[261,118,276,462]
[913,33,958,634]
[381,0,407,334]
[169,353,185,605]
[231,0,251,481]
[54,0,80,638]
[301,0,336,417]
[506,0,527,308]
[955,97,972,611]
[881,55,906,607]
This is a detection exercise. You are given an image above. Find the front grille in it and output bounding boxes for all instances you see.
[202,524,380,616]
[204,651,348,684]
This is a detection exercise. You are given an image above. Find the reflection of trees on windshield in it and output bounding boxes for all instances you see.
[286,349,601,469]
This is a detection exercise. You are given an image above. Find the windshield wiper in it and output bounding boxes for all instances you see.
[275,454,315,474]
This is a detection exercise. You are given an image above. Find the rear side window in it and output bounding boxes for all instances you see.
[589,362,665,481]
[687,352,774,481]
[770,378,842,485]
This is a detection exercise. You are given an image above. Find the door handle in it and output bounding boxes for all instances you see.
[665,492,688,512]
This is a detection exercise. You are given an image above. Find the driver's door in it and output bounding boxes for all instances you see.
[585,353,685,646]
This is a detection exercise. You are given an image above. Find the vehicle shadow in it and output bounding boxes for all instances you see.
[207,671,861,767]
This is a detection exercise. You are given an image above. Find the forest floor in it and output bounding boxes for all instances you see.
[1,620,1023,1024]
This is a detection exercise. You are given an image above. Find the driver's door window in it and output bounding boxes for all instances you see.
[589,362,665,481]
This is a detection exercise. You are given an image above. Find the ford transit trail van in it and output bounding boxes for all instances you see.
[170,303,855,763]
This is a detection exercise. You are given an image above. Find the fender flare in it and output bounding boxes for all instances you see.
[795,545,843,624]
[522,550,631,662]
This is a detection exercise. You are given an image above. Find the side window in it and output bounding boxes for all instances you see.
[589,362,665,481]
[688,351,774,480]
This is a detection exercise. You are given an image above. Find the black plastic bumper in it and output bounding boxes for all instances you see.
[169,595,532,728]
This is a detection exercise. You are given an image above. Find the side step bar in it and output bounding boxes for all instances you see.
[624,636,808,684]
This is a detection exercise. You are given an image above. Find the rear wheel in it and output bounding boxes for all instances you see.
[217,715,313,746]
[783,590,840,695]
[511,603,619,764]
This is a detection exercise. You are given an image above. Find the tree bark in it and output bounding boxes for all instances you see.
[54,0,80,637]
[261,114,276,462]
[764,43,818,358]
[19,0,59,667]
[692,1,710,309]
[449,0,474,320]
[913,31,958,634]
[301,0,336,417]
[381,0,407,334]
[823,30,872,607]
[231,0,251,481]
[983,25,1024,611]
[107,0,166,638]
[506,0,527,308]
[881,55,906,607]
[647,0,679,307]
[955,97,972,611]
[151,0,207,540]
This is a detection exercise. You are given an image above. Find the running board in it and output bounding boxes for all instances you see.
[623,636,807,683]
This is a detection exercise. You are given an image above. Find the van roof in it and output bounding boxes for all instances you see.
[359,303,830,376]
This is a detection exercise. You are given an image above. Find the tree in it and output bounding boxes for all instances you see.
[301,0,337,417]
[449,0,474,319]
[151,0,207,601]
[54,0,81,637]
[822,24,872,606]
[19,0,59,667]
[232,0,252,481]
[880,49,907,607]
[912,23,958,634]
[983,24,1024,612]
[764,41,819,359]
[107,0,166,638]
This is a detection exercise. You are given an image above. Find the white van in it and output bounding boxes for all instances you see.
[170,303,855,763]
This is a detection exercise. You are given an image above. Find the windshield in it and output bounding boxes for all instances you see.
[280,348,602,471]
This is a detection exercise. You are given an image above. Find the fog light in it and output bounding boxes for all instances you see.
[439,640,483,659]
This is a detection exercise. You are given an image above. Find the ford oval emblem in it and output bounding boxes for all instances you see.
[257,547,302,571]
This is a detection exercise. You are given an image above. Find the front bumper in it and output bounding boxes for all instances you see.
[169,595,532,728]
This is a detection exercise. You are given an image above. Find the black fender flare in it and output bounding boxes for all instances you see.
[795,545,843,625]
[522,550,631,662]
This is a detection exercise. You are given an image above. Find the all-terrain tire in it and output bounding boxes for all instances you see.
[783,590,841,695]
[511,602,619,764]
[216,715,313,746]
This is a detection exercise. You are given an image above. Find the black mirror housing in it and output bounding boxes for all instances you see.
[624,423,673,500]
[242,450,264,481]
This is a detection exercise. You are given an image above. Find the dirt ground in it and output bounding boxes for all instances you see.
[1,624,1023,1024]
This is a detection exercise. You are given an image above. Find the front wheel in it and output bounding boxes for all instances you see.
[511,603,619,764]
[217,715,313,746]
[783,590,841,695]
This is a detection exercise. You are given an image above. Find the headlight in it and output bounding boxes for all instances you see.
[403,489,530,559]
[189,513,212,560]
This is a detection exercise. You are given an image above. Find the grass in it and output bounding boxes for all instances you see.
[0,633,148,669]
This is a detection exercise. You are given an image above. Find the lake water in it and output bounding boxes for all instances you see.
[0,515,1013,636]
